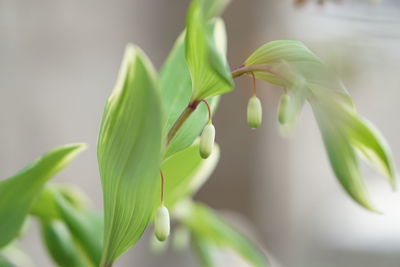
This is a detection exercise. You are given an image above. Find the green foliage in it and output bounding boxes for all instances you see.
[185,202,269,267]
[0,144,86,248]
[245,40,396,211]
[54,193,103,266]
[160,26,220,159]
[97,45,163,266]
[1,0,396,266]
[185,0,233,100]
[311,93,395,212]
[162,142,220,209]
[40,220,87,267]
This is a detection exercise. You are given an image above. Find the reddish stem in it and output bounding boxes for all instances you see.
[200,99,212,123]
[160,170,165,204]
[250,72,257,96]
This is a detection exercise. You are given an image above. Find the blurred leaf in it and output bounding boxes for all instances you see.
[192,236,214,267]
[202,0,231,20]
[186,0,233,100]
[31,184,89,220]
[163,142,220,209]
[311,91,396,211]
[97,45,163,266]
[244,40,396,210]
[54,193,103,266]
[346,116,396,187]
[0,256,13,267]
[0,243,34,267]
[0,144,86,248]
[40,220,87,267]
[184,203,269,267]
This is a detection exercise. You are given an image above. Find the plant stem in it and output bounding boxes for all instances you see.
[231,64,278,78]
[166,64,278,145]
[167,101,200,144]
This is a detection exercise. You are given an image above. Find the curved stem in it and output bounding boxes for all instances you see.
[200,99,212,124]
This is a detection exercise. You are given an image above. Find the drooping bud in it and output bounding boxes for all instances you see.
[247,95,262,129]
[155,206,170,242]
[199,123,215,159]
[278,94,290,125]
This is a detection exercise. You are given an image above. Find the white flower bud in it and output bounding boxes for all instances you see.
[247,96,262,129]
[199,123,215,159]
[155,206,170,242]
[278,94,290,125]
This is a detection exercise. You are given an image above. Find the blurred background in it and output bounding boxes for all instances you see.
[1,0,400,266]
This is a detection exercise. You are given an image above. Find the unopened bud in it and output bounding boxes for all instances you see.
[155,206,170,242]
[199,123,215,159]
[278,94,290,125]
[247,96,262,129]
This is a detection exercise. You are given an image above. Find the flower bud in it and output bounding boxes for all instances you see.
[155,206,170,242]
[247,96,262,129]
[278,94,290,125]
[199,123,215,159]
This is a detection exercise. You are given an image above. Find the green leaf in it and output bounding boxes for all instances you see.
[185,0,233,100]
[245,40,321,67]
[163,142,220,209]
[311,91,396,211]
[349,117,396,187]
[0,244,33,267]
[0,255,14,267]
[0,144,86,248]
[40,220,87,267]
[191,235,215,267]
[160,32,192,137]
[184,203,269,267]
[97,45,163,266]
[160,27,223,158]
[31,184,89,220]
[54,193,103,266]
[202,0,231,20]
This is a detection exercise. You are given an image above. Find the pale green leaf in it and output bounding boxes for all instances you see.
[162,142,220,209]
[192,236,214,267]
[97,45,163,266]
[245,40,320,67]
[184,203,269,267]
[0,144,86,248]
[186,0,233,100]
[313,106,376,212]
[311,91,396,211]
[347,117,396,187]
[31,184,89,220]
[202,0,231,20]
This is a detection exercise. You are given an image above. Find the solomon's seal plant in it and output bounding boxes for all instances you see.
[0,0,396,266]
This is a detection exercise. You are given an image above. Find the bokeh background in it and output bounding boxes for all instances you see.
[1,0,400,266]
